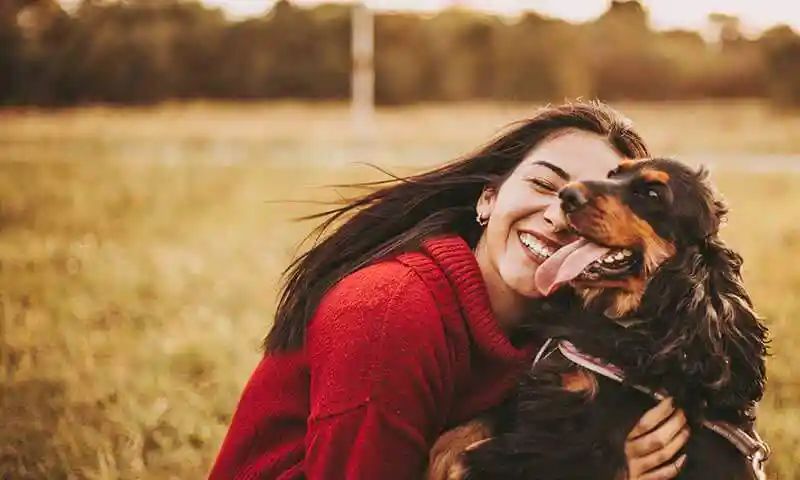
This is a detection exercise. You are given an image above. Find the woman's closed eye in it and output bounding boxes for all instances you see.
[528,178,559,194]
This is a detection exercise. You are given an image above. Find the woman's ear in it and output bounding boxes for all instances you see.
[476,187,497,219]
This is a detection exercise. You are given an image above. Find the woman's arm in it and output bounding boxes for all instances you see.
[305,262,456,479]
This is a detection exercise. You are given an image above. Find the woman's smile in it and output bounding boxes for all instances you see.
[518,231,557,263]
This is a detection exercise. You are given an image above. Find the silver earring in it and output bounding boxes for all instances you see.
[476,212,488,227]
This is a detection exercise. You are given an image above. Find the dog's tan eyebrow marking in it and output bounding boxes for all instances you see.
[617,159,642,170]
[640,168,670,184]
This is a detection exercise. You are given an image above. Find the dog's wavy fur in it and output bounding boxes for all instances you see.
[430,158,769,480]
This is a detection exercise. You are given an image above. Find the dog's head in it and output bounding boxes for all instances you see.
[553,157,719,313]
[549,157,768,418]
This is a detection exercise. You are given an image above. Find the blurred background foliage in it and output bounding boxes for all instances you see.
[2,0,800,107]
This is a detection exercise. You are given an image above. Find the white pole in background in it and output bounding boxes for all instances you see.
[351,1,375,137]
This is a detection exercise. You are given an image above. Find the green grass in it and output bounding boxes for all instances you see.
[1,101,798,479]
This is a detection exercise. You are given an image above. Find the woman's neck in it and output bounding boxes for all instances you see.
[474,241,530,333]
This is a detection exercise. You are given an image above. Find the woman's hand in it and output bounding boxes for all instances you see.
[624,397,690,479]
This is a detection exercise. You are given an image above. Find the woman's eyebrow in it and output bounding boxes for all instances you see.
[529,161,571,181]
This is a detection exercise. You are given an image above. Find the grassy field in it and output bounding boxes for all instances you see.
[1,100,799,479]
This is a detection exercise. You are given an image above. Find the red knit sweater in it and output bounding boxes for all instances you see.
[208,235,537,479]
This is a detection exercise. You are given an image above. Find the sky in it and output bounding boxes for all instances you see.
[203,0,800,34]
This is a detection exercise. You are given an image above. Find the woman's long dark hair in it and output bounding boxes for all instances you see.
[265,101,652,353]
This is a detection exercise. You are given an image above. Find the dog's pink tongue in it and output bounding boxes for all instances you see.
[534,239,612,296]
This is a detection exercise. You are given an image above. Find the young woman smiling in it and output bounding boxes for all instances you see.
[209,101,689,480]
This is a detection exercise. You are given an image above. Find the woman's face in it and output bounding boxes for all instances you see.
[476,129,625,300]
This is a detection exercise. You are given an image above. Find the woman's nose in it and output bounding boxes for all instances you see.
[542,202,568,231]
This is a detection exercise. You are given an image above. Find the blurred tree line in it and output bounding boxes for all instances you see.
[1,0,800,107]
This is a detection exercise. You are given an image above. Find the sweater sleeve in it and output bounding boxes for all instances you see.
[304,260,457,479]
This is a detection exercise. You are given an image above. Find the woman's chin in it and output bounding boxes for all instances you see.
[501,265,544,299]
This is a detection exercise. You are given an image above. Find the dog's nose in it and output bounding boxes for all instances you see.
[559,185,588,213]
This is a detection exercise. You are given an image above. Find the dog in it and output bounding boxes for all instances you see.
[427,157,770,480]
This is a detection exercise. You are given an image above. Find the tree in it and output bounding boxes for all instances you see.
[0,0,26,103]
[760,26,800,108]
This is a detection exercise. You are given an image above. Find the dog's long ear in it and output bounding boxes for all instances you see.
[696,238,768,412]
[646,237,769,420]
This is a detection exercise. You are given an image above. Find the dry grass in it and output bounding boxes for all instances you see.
[0,100,798,479]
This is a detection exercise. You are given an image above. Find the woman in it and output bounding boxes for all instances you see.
[209,101,689,480]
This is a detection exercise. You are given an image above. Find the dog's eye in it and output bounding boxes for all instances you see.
[633,183,663,203]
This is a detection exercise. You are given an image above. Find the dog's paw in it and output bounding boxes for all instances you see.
[445,459,468,480]
[426,446,469,480]
[426,420,492,480]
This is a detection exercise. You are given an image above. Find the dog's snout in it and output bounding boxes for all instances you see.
[559,185,589,213]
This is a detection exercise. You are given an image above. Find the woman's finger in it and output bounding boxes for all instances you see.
[630,427,690,474]
[626,408,688,458]
[638,454,687,480]
[627,397,676,440]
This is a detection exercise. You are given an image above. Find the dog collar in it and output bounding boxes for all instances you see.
[532,339,771,479]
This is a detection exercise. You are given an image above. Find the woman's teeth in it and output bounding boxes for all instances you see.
[519,232,554,259]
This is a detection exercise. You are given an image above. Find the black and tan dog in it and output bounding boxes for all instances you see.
[428,158,770,480]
